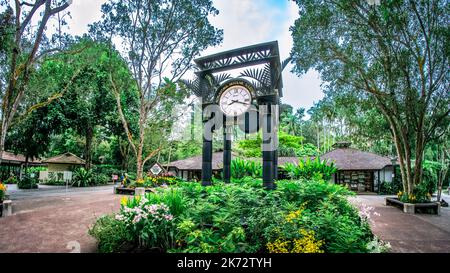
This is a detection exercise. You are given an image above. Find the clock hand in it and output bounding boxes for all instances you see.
[231,100,249,105]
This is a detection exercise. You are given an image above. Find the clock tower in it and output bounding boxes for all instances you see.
[182,41,287,189]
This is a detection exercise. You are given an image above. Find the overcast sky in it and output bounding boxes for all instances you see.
[60,0,324,113]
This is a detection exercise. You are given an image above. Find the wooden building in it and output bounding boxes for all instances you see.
[39,152,85,182]
[322,142,395,192]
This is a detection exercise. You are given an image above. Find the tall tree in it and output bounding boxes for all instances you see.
[291,0,449,195]
[0,0,72,163]
[91,0,223,179]
[306,93,393,155]
[61,41,125,169]
[5,102,65,173]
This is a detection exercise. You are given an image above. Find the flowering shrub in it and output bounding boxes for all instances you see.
[0,183,7,201]
[144,174,178,187]
[366,236,391,253]
[397,189,431,204]
[91,179,381,253]
[124,174,180,189]
[112,195,176,250]
[267,229,324,253]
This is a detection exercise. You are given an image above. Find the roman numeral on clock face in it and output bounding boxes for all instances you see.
[219,85,252,117]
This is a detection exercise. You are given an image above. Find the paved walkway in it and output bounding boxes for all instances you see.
[1,185,450,253]
[352,194,450,253]
[5,184,116,200]
[0,187,122,253]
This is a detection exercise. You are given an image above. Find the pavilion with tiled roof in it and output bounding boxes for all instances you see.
[165,141,395,193]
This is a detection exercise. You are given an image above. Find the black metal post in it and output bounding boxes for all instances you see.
[272,98,279,180]
[259,96,277,190]
[273,147,278,180]
[223,124,232,183]
[201,134,213,186]
[201,104,213,186]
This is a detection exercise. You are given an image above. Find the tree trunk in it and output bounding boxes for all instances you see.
[379,104,412,194]
[135,99,147,180]
[136,155,144,180]
[136,126,144,180]
[24,155,29,177]
[84,126,93,170]
[436,145,448,202]
[119,139,130,171]
[0,128,5,166]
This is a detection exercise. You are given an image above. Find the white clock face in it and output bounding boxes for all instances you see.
[219,85,252,116]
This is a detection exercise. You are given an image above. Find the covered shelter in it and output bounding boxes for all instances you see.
[166,142,396,193]
[165,152,299,181]
[321,142,395,192]
[39,152,85,182]
[0,151,44,180]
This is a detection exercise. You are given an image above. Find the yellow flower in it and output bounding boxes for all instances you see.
[292,230,324,253]
[135,195,141,203]
[120,197,128,206]
[286,210,302,223]
[0,183,7,192]
[267,230,324,253]
[136,179,144,185]
[267,239,290,253]
[285,202,307,223]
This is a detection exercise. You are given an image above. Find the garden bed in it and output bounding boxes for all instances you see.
[114,186,154,195]
[385,197,440,215]
[92,180,390,253]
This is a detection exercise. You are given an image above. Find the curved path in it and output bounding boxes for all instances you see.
[352,195,450,253]
[1,185,450,253]
[0,185,122,253]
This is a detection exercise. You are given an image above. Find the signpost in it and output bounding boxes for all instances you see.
[150,163,163,176]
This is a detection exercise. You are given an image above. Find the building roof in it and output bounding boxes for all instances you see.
[166,147,394,171]
[42,152,85,165]
[0,151,42,164]
[165,152,301,171]
[165,152,223,171]
[320,147,393,170]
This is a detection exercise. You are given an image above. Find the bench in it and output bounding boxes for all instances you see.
[385,197,440,215]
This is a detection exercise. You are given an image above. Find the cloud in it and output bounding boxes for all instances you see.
[65,0,105,36]
[59,0,323,114]
[277,1,324,113]
[199,0,324,113]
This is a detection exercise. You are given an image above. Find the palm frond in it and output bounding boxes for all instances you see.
[281,57,292,72]
[240,67,270,87]
[178,78,201,97]
[213,73,232,86]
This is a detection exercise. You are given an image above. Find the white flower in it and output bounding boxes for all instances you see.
[366,236,391,253]
[115,214,125,221]
[367,0,381,6]
[139,197,148,205]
